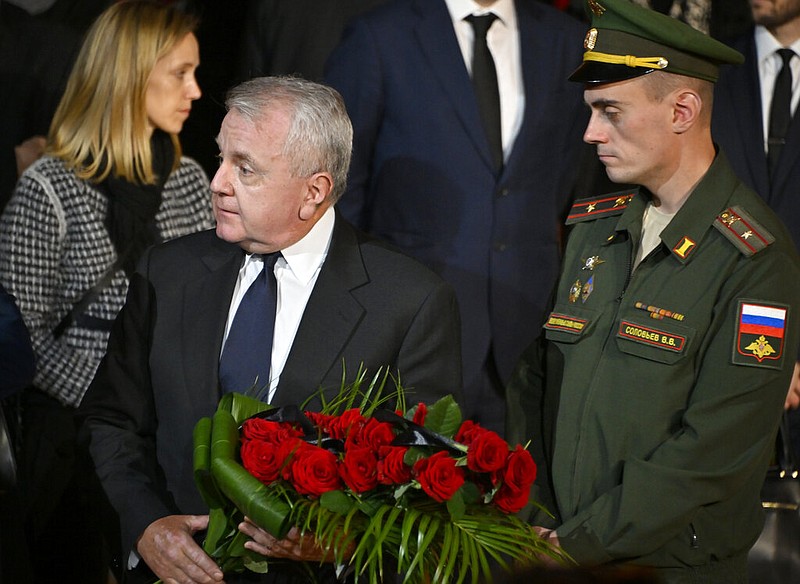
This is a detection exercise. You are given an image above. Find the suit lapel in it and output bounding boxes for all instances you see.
[273,215,367,405]
[180,238,242,404]
[412,0,495,172]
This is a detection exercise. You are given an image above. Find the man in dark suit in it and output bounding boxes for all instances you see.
[78,77,462,584]
[712,0,800,460]
[323,0,589,435]
[237,0,389,82]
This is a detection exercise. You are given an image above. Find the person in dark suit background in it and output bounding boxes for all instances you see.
[323,0,589,435]
[237,0,389,82]
[712,0,800,465]
[78,76,462,584]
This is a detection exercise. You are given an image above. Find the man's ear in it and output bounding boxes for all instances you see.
[672,89,702,134]
[299,172,334,221]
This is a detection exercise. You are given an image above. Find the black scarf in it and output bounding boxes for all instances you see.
[98,130,174,277]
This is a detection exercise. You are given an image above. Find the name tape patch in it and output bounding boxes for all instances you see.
[618,320,686,352]
[544,313,588,335]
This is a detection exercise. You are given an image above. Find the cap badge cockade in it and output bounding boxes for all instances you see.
[584,28,598,51]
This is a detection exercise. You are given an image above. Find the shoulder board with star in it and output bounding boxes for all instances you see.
[565,190,637,225]
[713,206,775,257]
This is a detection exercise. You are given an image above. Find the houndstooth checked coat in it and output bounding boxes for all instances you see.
[0,155,214,407]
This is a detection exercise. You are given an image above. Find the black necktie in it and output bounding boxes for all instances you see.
[768,48,795,178]
[466,13,503,173]
[219,252,281,396]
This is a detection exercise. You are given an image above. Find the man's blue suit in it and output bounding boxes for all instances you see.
[713,28,800,461]
[324,0,588,432]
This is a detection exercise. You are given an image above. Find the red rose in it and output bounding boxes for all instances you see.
[240,438,283,484]
[454,420,486,446]
[412,403,427,426]
[340,446,379,493]
[413,451,464,502]
[283,442,342,497]
[466,430,509,473]
[241,418,302,444]
[492,483,530,514]
[347,417,395,451]
[500,445,537,492]
[305,411,334,433]
[327,408,365,441]
[377,446,411,485]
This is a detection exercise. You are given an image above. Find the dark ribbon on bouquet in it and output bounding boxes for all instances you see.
[373,410,464,456]
[246,405,464,456]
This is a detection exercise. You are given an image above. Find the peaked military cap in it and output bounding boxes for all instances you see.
[569,0,744,84]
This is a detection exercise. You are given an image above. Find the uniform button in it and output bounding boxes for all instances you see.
[493,242,507,252]
[497,188,509,198]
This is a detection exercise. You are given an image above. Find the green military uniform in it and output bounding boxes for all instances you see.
[506,1,800,581]
[507,152,800,581]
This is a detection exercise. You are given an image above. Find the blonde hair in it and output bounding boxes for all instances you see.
[48,1,198,184]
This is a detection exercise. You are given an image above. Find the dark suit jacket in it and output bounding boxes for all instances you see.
[713,30,800,253]
[323,0,588,407]
[78,213,462,559]
[237,0,389,82]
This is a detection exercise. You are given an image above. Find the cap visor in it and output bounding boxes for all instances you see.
[568,61,655,84]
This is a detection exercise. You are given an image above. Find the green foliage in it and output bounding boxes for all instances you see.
[423,395,463,437]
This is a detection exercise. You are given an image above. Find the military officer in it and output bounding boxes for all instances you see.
[506,1,800,582]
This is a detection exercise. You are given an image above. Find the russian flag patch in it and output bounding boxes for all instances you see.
[734,301,788,368]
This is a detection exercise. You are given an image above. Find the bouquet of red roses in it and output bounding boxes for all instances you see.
[192,369,562,583]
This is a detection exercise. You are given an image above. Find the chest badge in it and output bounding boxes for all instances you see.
[581,276,594,303]
[581,255,605,271]
[568,279,582,303]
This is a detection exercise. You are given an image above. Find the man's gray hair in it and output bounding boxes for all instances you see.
[225,76,353,203]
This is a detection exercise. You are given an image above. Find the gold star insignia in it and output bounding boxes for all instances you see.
[586,203,597,213]
[613,197,628,208]
[742,231,753,239]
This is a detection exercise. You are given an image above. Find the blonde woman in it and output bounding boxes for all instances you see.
[0,2,214,581]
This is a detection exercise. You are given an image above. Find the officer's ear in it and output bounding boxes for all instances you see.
[671,89,703,134]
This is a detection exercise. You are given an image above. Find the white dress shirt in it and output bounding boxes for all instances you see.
[755,25,800,154]
[444,0,524,160]
[222,206,335,403]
